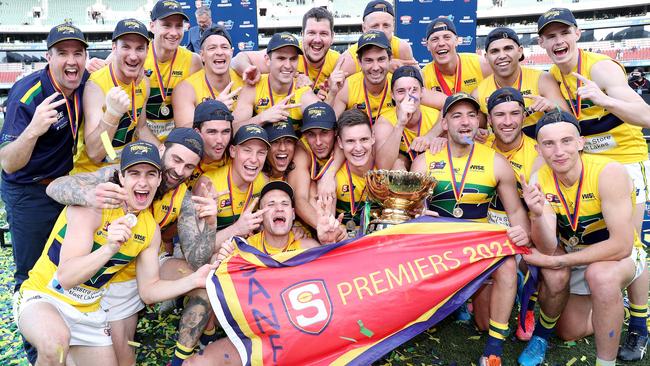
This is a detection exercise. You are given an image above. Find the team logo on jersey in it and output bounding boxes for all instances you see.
[470,164,485,172]
[257,97,270,107]
[430,161,446,170]
[545,193,560,203]
[280,280,333,335]
[355,103,367,110]
[342,184,349,193]
[464,78,476,85]
[220,198,231,208]
[144,69,153,77]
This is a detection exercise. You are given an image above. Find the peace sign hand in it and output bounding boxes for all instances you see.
[216,82,242,111]
[232,197,268,237]
[315,195,345,244]
[260,93,300,123]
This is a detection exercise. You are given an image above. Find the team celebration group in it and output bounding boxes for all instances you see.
[2,0,649,365]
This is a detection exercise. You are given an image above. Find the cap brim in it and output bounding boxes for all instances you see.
[236,136,271,147]
[269,134,298,143]
[121,160,161,172]
[267,44,303,55]
[358,42,389,51]
[113,31,150,43]
[301,123,335,132]
[538,20,575,34]
[48,37,89,49]
[445,98,481,116]
[157,11,190,21]
[261,181,294,201]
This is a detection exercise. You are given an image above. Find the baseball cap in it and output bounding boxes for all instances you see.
[391,65,423,89]
[537,8,577,35]
[426,17,457,40]
[264,122,297,143]
[47,23,88,49]
[357,30,391,56]
[442,92,481,117]
[112,18,150,43]
[166,128,204,159]
[301,102,337,132]
[193,99,233,128]
[199,25,233,47]
[233,124,270,147]
[363,0,394,20]
[487,87,525,114]
[535,109,581,138]
[151,0,189,21]
[266,33,303,55]
[485,27,525,62]
[120,141,162,172]
[260,180,294,202]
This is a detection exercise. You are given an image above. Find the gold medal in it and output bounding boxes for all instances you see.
[452,206,463,218]
[160,104,170,116]
[125,213,138,228]
[568,236,579,246]
[345,219,357,231]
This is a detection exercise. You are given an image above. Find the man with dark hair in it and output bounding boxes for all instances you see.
[186,6,213,53]
[629,68,650,95]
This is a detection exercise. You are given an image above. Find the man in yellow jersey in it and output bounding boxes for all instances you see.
[336,0,416,76]
[231,7,340,99]
[232,32,320,132]
[73,19,158,174]
[518,110,647,366]
[374,65,440,170]
[537,9,650,360]
[411,93,530,365]
[473,27,568,137]
[14,141,216,365]
[143,0,202,141]
[263,121,298,181]
[173,26,243,126]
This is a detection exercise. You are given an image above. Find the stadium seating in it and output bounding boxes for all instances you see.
[0,0,40,26]
[48,0,93,25]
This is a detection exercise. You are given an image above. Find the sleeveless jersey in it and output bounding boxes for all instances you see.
[245,231,304,255]
[536,153,643,251]
[297,46,340,92]
[73,65,147,173]
[299,136,335,181]
[345,71,394,124]
[485,134,538,226]
[144,44,194,140]
[549,50,646,164]
[187,157,230,191]
[347,35,402,73]
[424,143,497,222]
[422,53,484,95]
[21,207,156,312]
[380,105,440,161]
[253,74,311,131]
[335,163,375,232]
[184,68,244,111]
[476,67,544,137]
[202,162,267,230]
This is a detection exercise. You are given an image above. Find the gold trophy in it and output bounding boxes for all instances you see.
[365,170,437,233]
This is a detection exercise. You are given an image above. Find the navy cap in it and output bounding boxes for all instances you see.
[121,141,162,172]
[233,124,270,147]
[538,8,577,35]
[535,109,581,139]
[391,65,423,89]
[264,122,297,143]
[47,23,88,49]
[151,0,189,21]
[112,18,150,43]
[357,30,391,56]
[166,128,204,159]
[260,180,294,202]
[443,92,480,117]
[266,32,302,55]
[363,0,394,20]
[301,102,337,132]
[193,99,233,128]
[487,87,525,114]
[426,17,457,40]
[199,25,232,47]
[485,27,524,61]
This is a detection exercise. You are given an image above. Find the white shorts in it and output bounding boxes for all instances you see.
[569,246,647,295]
[623,160,650,204]
[13,290,112,347]
[100,280,145,322]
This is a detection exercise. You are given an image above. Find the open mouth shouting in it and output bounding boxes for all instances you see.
[133,189,152,207]
[552,45,569,59]
[272,153,290,170]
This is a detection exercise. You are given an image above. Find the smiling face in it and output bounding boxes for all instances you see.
[201,34,233,76]
[362,11,394,41]
[486,38,523,79]
[303,128,335,160]
[196,120,231,162]
[427,29,459,66]
[359,46,390,86]
[160,143,200,192]
[267,47,300,85]
[229,139,268,183]
[538,23,581,67]
[338,124,374,168]
[536,122,584,175]
[112,34,148,81]
[260,189,294,236]
[46,40,86,96]
[119,163,162,211]
[302,18,333,65]
[392,76,422,106]
[268,137,296,174]
[443,102,479,146]
[489,101,524,147]
[151,15,185,52]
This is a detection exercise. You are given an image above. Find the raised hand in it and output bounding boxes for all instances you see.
[106,215,133,252]
[189,261,219,288]
[232,197,268,237]
[573,72,609,107]
[426,136,448,155]
[520,173,545,218]
[243,65,261,86]
[192,182,222,227]
[507,225,530,247]
[92,182,128,209]
[259,93,300,123]
[105,86,131,118]
[328,58,348,96]
[216,81,242,111]
[397,94,418,126]
[295,73,314,90]
[27,93,67,138]
[523,94,555,114]
[315,195,345,244]
[86,57,106,73]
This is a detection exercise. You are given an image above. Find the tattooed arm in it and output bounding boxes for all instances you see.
[46,165,121,207]
[178,189,218,270]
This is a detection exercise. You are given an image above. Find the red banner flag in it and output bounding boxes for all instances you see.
[207,217,528,365]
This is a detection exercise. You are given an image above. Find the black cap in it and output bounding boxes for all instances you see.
[357,30,391,56]
[487,87,525,114]
[363,0,394,20]
[260,181,294,202]
[166,128,204,159]
[199,25,232,47]
[301,102,337,132]
[391,65,423,89]
[193,99,233,128]
[121,141,162,172]
[264,122,297,143]
[426,17,457,40]
[443,92,481,117]
[112,19,150,43]
[537,8,577,35]
[535,109,581,139]
[485,27,524,62]
[151,0,189,21]
[233,124,270,147]
[47,23,88,49]
[266,32,302,55]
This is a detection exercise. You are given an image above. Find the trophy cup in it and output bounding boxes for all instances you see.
[365,170,437,233]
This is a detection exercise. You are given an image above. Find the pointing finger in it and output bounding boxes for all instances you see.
[571,72,590,83]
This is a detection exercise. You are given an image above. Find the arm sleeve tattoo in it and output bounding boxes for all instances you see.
[178,191,217,270]
[46,165,118,206]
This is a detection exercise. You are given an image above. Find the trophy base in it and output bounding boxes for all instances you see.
[366,219,403,234]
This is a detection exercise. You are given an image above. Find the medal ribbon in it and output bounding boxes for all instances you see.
[268,77,294,107]
[362,79,388,126]
[494,67,523,91]
[560,49,583,119]
[401,114,423,161]
[227,166,254,216]
[152,184,181,228]
[109,64,138,124]
[302,55,324,91]
[204,73,218,99]
[553,158,584,233]
[345,162,367,216]
[310,153,334,180]
[151,44,177,103]
[261,230,289,254]
[47,68,80,140]
[446,144,475,204]
[434,55,462,96]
